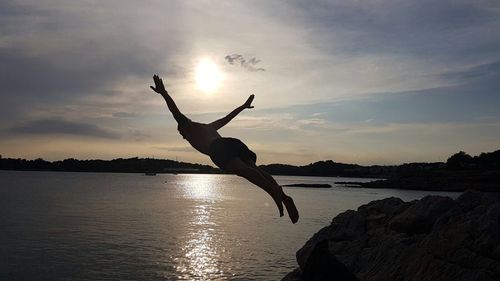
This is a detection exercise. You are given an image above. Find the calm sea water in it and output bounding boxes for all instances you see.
[0,171,459,280]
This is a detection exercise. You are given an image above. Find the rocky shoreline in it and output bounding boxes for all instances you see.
[360,170,500,192]
[283,190,500,281]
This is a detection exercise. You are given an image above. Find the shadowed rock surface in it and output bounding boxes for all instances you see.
[283,190,500,281]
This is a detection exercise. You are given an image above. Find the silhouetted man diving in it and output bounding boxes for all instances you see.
[150,75,299,223]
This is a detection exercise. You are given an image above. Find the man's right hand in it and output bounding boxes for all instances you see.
[243,94,255,109]
[150,74,167,95]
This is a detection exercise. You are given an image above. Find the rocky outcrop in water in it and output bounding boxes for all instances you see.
[283,190,500,281]
[283,183,332,188]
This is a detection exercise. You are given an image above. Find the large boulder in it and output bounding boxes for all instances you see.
[283,190,500,281]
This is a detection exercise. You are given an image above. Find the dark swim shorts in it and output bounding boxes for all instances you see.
[209,137,257,170]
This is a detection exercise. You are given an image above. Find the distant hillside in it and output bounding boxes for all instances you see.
[0,157,220,174]
[260,161,389,178]
[362,150,500,192]
[259,150,500,192]
[260,150,500,177]
[259,160,444,178]
[446,150,500,170]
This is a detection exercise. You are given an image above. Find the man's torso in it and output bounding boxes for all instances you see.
[178,121,221,155]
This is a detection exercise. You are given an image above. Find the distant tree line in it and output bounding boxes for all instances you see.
[446,150,500,170]
[260,150,500,178]
[0,157,220,174]
[1,150,499,178]
[361,150,500,192]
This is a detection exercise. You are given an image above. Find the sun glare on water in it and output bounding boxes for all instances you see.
[195,58,223,93]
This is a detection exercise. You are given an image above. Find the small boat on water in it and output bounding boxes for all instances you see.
[145,172,157,176]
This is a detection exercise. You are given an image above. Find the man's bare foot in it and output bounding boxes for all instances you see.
[273,195,284,217]
[272,187,284,217]
[282,193,299,224]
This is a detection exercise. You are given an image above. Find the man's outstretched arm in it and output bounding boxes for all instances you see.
[150,75,187,124]
[209,94,254,130]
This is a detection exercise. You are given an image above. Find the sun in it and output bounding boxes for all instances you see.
[195,58,223,93]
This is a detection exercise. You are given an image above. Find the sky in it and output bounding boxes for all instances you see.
[1,0,500,166]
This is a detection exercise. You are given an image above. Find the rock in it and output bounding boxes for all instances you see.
[335,182,364,187]
[301,240,359,281]
[283,183,332,188]
[283,190,500,281]
[389,196,455,234]
[282,268,302,281]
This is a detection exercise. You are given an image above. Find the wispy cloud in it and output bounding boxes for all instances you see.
[297,118,326,126]
[112,112,138,118]
[8,119,120,139]
[224,54,265,72]
[152,146,194,152]
[436,61,500,83]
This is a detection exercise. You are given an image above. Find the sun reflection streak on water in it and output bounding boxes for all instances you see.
[175,175,226,280]
[180,174,223,201]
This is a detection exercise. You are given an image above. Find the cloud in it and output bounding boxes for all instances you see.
[285,0,500,61]
[224,54,265,72]
[112,112,138,118]
[228,114,297,130]
[129,129,151,141]
[436,61,500,83]
[0,1,185,121]
[152,146,194,152]
[8,119,120,139]
[297,118,326,126]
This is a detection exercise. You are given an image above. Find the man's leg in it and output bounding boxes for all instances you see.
[252,164,299,224]
[244,161,299,223]
[225,158,284,217]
